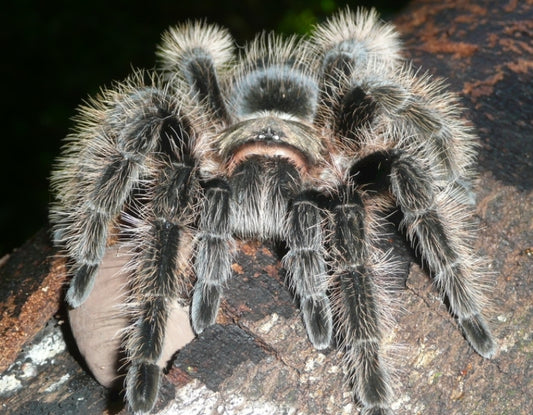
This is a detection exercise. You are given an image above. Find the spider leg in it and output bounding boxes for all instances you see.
[157,21,234,125]
[282,191,332,349]
[125,146,198,411]
[191,178,234,333]
[311,8,400,129]
[322,68,478,196]
[360,73,478,195]
[50,77,176,307]
[386,150,495,357]
[329,186,392,415]
[158,22,237,335]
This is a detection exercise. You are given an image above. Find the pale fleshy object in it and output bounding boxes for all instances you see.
[68,246,195,388]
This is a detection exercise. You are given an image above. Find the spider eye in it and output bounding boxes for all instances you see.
[232,65,318,120]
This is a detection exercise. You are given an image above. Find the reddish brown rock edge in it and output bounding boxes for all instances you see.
[0,230,67,372]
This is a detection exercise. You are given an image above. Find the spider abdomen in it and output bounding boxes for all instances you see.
[232,65,318,120]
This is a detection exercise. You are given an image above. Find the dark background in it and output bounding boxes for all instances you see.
[1,0,409,256]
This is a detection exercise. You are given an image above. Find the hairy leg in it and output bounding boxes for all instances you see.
[388,150,495,357]
[330,186,393,415]
[283,190,332,349]
[50,77,183,307]
[125,155,198,413]
[191,178,234,333]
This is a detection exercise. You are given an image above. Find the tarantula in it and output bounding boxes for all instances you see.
[50,8,496,415]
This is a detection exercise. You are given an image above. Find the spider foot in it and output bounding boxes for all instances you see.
[125,362,160,415]
[191,283,222,334]
[460,314,496,358]
[301,295,333,349]
[65,264,99,308]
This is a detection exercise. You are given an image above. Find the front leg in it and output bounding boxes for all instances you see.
[125,157,198,414]
[191,178,235,333]
[329,186,393,415]
[282,190,332,350]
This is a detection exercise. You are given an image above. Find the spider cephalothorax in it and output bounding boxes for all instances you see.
[50,8,496,415]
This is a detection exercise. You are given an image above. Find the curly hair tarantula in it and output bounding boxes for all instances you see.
[50,8,496,415]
